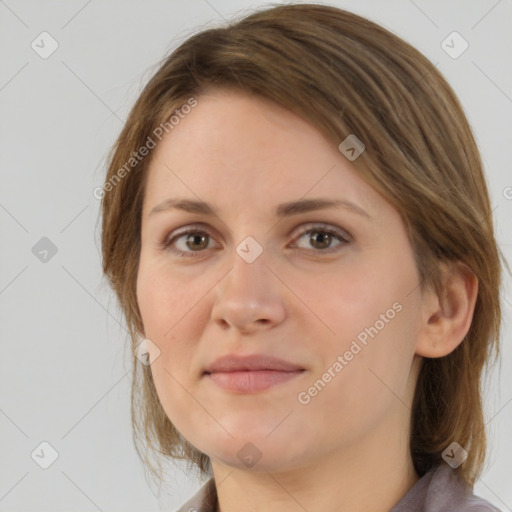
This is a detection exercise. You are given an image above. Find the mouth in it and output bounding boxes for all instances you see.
[203,369,306,393]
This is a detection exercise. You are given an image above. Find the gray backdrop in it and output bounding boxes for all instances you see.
[1,0,511,510]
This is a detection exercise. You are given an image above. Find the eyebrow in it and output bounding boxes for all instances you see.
[149,197,371,220]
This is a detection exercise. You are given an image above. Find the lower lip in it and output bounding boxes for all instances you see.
[205,370,304,393]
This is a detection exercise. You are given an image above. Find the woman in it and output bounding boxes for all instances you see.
[100,4,506,511]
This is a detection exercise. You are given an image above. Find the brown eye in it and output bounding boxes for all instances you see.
[309,231,334,250]
[161,222,350,258]
[162,227,215,256]
[183,232,209,251]
[292,223,350,253]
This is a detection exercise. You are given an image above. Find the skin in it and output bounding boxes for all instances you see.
[136,88,478,512]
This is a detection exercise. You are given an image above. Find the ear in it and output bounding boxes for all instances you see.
[415,261,478,358]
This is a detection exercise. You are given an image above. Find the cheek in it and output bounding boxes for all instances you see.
[136,256,209,340]
[299,305,418,443]
[296,263,408,351]
[136,258,212,397]
[300,256,420,403]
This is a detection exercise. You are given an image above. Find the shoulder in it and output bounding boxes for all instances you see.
[424,465,502,512]
[175,477,217,512]
[175,469,502,512]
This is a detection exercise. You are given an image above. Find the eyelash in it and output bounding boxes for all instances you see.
[158,222,351,257]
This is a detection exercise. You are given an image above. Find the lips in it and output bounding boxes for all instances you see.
[203,354,306,393]
[203,353,305,374]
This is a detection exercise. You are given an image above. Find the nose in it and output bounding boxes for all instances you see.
[210,246,286,334]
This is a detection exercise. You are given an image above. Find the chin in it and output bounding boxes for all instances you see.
[205,431,306,470]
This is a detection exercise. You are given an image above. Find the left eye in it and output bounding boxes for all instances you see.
[160,223,350,256]
[292,224,349,252]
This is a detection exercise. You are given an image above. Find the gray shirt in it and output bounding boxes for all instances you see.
[176,464,501,511]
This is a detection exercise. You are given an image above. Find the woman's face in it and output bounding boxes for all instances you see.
[136,88,426,472]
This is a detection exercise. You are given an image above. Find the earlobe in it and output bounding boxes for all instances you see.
[415,261,478,358]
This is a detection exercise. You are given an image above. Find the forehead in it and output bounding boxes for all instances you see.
[142,89,385,221]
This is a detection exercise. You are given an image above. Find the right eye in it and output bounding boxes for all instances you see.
[160,225,218,257]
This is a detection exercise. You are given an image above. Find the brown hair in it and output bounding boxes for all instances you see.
[100,2,507,488]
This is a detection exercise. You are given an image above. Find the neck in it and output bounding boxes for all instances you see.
[212,418,419,512]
